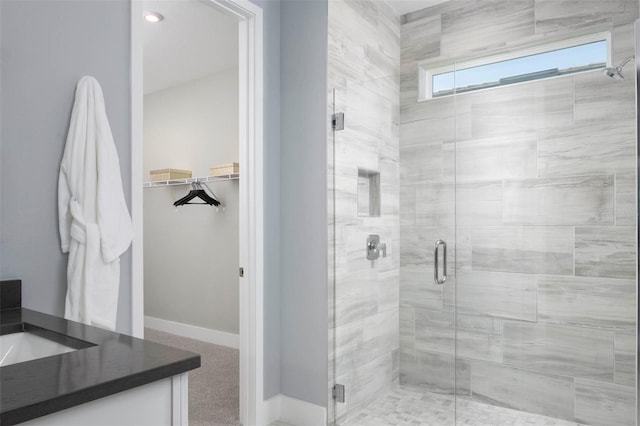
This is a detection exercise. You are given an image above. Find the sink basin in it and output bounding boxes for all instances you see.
[0,331,77,367]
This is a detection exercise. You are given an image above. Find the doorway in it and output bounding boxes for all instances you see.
[130,0,265,424]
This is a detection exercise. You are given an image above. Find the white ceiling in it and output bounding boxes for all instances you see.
[143,0,238,94]
[386,0,449,16]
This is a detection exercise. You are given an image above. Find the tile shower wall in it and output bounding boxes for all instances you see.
[399,1,638,425]
[327,0,400,423]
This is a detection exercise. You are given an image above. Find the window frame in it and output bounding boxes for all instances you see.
[418,32,612,101]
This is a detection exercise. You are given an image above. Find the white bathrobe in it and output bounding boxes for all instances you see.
[58,76,133,331]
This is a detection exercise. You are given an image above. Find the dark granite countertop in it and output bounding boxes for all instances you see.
[0,308,201,425]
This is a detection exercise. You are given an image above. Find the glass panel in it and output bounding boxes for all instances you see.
[454,21,637,426]
[329,57,458,426]
[330,74,411,424]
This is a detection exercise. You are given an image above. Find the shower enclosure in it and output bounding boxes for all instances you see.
[328,1,638,425]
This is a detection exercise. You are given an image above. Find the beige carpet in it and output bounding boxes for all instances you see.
[144,328,240,426]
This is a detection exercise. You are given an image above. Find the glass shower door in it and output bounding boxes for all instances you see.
[453,28,638,424]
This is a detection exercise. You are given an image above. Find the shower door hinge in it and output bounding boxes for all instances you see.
[332,112,344,131]
[333,384,345,403]
[239,267,244,278]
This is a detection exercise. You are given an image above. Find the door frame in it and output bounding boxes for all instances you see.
[129,0,265,424]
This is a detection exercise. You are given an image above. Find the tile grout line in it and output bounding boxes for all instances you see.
[573,226,576,277]
[613,331,617,386]
[614,173,617,226]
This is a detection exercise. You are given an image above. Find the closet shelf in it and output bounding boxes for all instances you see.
[143,173,239,188]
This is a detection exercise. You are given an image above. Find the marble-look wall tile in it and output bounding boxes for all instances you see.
[535,0,636,34]
[455,358,472,395]
[469,361,575,421]
[399,183,415,222]
[456,181,503,226]
[456,270,537,321]
[415,307,454,355]
[538,276,635,332]
[400,225,454,270]
[401,13,441,67]
[379,157,400,218]
[574,379,636,426]
[616,172,636,226]
[460,77,574,139]
[575,226,636,279]
[399,304,415,356]
[329,1,400,85]
[399,69,418,108]
[415,183,455,226]
[334,270,378,327]
[454,226,473,271]
[538,121,635,177]
[343,83,396,145]
[360,308,399,360]
[400,92,456,126]
[329,0,401,420]
[455,313,503,363]
[440,0,535,57]
[503,321,614,382]
[400,267,443,311]
[574,70,636,124]
[615,333,636,387]
[375,269,400,313]
[503,174,614,225]
[399,143,443,185]
[612,22,637,60]
[400,117,455,147]
[334,308,399,376]
[334,352,395,423]
[470,226,574,275]
[401,0,454,25]
[443,133,537,182]
[400,349,458,393]
[333,158,359,217]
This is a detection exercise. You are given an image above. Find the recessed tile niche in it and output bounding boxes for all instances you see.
[357,169,381,217]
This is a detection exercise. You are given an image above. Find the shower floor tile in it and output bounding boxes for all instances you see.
[340,385,584,426]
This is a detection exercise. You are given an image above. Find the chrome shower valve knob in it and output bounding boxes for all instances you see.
[366,234,387,260]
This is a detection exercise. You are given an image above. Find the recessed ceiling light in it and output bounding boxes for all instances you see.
[144,11,164,23]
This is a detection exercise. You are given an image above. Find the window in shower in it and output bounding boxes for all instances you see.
[420,32,610,99]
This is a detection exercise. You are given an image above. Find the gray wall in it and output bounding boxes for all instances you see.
[0,0,132,333]
[280,0,328,407]
[143,71,240,334]
[0,0,327,405]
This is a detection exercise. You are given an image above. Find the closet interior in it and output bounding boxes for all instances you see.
[141,0,241,423]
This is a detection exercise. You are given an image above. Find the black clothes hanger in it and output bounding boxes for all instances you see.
[173,182,220,207]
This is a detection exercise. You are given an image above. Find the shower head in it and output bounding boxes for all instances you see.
[602,55,635,80]
[602,66,624,80]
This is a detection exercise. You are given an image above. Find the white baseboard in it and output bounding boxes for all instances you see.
[144,316,239,349]
[262,394,327,426]
[262,395,282,425]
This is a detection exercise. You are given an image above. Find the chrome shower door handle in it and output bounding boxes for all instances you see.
[434,240,447,285]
